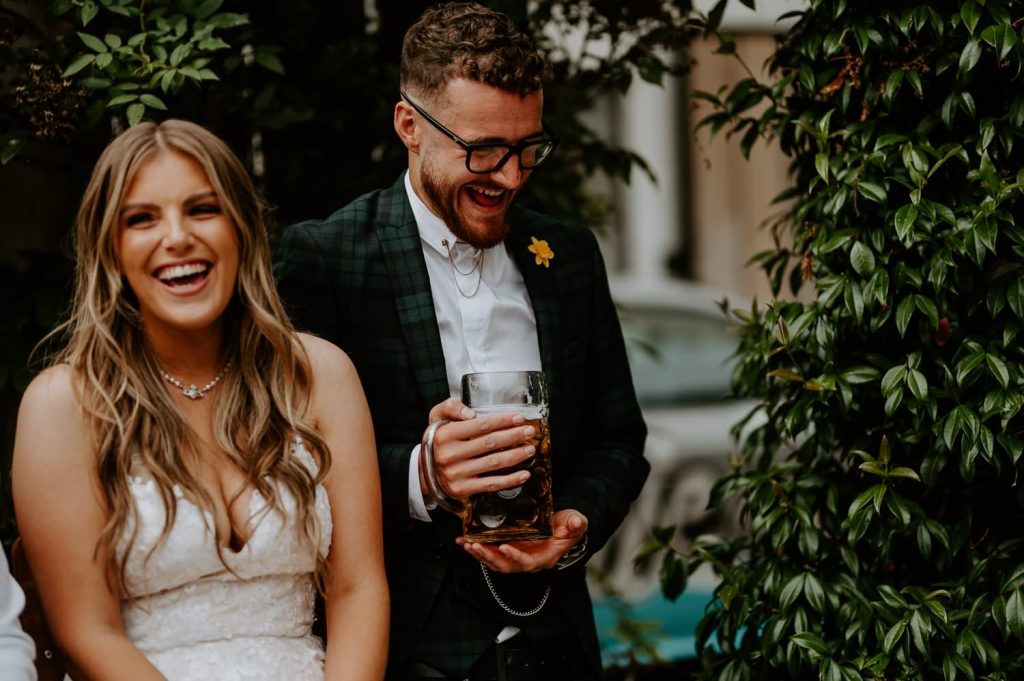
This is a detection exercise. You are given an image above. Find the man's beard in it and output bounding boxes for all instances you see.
[420,159,511,249]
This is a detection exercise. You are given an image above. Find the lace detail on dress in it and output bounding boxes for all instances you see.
[117,441,331,681]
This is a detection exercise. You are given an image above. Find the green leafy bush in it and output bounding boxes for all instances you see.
[646,1,1024,679]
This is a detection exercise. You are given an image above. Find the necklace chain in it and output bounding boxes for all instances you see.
[442,238,485,298]
[479,563,550,617]
[160,359,232,400]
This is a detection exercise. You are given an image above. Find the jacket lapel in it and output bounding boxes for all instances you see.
[506,216,563,411]
[375,176,450,409]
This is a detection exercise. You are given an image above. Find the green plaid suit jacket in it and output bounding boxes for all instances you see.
[274,175,648,679]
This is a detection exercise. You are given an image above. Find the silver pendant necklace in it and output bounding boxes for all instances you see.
[442,238,485,298]
[160,359,232,400]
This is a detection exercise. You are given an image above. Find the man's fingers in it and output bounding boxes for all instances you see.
[443,468,530,498]
[428,397,474,423]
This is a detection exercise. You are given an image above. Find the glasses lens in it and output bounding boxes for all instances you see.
[520,141,555,169]
[467,146,510,173]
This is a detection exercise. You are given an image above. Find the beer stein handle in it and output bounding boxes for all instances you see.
[421,419,463,514]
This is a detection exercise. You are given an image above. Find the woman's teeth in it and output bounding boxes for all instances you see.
[157,262,209,285]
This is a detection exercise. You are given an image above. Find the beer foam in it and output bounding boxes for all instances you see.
[471,404,546,420]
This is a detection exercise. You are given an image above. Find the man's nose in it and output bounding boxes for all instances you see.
[492,153,527,188]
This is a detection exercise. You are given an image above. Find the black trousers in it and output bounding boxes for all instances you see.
[407,633,595,681]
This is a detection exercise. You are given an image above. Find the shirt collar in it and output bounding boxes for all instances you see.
[404,171,461,257]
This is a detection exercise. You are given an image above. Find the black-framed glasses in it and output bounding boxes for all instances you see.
[400,89,559,174]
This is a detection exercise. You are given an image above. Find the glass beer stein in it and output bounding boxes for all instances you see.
[423,371,553,543]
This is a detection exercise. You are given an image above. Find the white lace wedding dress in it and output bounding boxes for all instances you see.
[115,444,331,680]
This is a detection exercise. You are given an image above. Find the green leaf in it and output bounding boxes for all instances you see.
[896,296,916,336]
[859,461,886,477]
[104,33,123,49]
[1009,279,1024,318]
[140,94,168,110]
[63,53,96,77]
[884,619,907,653]
[170,44,190,67]
[986,354,1011,388]
[845,279,864,321]
[105,93,139,107]
[842,366,880,384]
[95,52,112,69]
[804,573,826,613]
[890,467,921,481]
[791,631,829,656]
[882,365,907,397]
[910,608,930,655]
[895,204,918,241]
[659,551,687,601]
[80,0,98,26]
[943,654,956,681]
[632,539,662,571]
[987,23,1018,61]
[195,0,224,19]
[914,295,940,326]
[850,242,875,275]
[959,40,982,80]
[858,180,887,203]
[908,369,928,400]
[769,368,804,382]
[960,91,977,119]
[78,31,108,53]
[821,231,853,253]
[1008,589,1024,641]
[780,573,805,609]
[961,2,982,35]
[975,216,997,253]
[126,102,146,126]
[1,137,24,165]
[206,12,249,29]
[815,153,830,182]
[957,352,987,384]
[256,50,285,75]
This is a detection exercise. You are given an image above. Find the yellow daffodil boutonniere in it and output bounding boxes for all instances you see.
[528,237,554,268]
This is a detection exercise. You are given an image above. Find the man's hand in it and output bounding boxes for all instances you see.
[420,398,539,501]
[457,509,588,573]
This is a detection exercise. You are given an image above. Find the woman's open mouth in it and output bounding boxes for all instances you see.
[153,260,212,292]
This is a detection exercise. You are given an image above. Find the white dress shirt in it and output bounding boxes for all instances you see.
[404,173,542,520]
[0,549,36,681]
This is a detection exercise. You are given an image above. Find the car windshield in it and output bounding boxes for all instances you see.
[619,306,739,405]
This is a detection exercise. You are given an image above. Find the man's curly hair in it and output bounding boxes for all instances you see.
[401,2,547,100]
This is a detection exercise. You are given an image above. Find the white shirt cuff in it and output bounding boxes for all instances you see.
[408,444,437,521]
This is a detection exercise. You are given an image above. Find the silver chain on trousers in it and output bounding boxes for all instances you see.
[479,563,550,617]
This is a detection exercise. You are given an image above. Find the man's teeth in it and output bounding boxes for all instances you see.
[157,262,209,281]
[471,187,503,197]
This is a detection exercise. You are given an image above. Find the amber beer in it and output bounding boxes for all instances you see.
[460,371,553,543]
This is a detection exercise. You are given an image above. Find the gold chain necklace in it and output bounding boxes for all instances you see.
[160,359,232,400]
[442,238,485,298]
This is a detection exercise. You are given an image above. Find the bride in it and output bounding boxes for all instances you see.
[11,119,388,680]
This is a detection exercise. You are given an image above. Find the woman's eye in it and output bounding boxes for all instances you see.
[124,212,154,227]
[190,203,221,216]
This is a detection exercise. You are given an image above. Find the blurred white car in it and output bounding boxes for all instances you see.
[590,277,756,662]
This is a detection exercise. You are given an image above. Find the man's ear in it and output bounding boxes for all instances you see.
[394,101,420,152]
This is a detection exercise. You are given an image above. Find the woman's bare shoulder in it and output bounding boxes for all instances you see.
[19,364,82,419]
[295,332,357,382]
[15,364,92,471]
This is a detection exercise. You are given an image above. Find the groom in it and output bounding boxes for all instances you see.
[275,3,648,679]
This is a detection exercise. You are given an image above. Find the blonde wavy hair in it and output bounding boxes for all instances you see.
[51,119,330,595]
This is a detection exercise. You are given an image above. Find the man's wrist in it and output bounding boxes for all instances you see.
[556,534,588,570]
